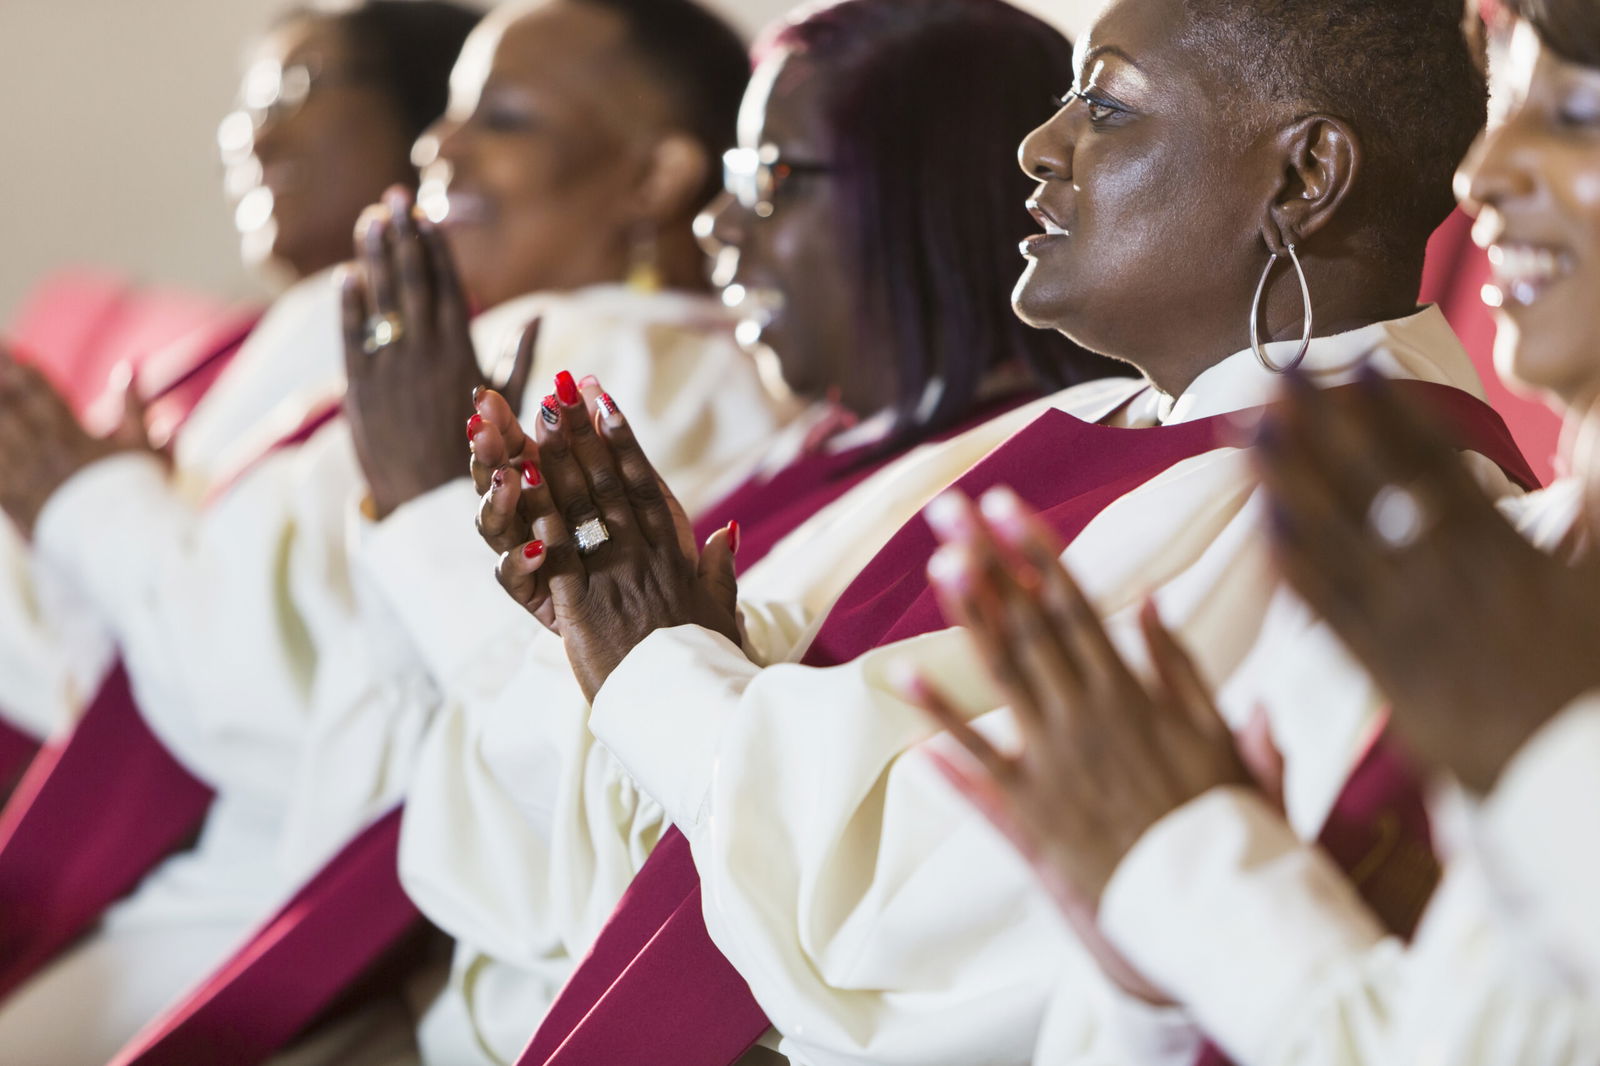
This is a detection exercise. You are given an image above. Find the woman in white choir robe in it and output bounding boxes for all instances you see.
[458,0,1524,1063]
[393,1,1122,1060]
[0,8,480,1063]
[0,2,475,752]
[958,5,1600,1063]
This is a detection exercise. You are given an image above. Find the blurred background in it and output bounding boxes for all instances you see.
[0,0,1100,322]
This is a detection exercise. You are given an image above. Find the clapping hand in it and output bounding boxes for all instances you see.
[340,186,532,519]
[1257,370,1600,792]
[899,486,1278,1002]
[470,372,739,701]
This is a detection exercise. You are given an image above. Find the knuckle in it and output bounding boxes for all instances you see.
[587,468,627,504]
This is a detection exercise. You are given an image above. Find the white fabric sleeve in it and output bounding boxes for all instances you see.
[1099,787,1391,1065]
[31,442,334,805]
[1477,694,1600,989]
[592,624,1111,1066]
[354,476,534,693]
[0,518,111,738]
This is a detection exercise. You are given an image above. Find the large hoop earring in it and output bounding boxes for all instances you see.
[1250,243,1314,374]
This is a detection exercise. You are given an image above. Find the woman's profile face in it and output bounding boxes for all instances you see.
[221,15,414,280]
[696,49,863,409]
[414,0,673,311]
[1012,0,1270,370]
[1457,19,1600,412]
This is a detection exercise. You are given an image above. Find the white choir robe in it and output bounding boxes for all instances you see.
[343,284,796,1066]
[388,379,1141,1066]
[0,282,785,1065]
[583,307,1524,1066]
[1056,479,1600,1066]
[0,271,347,743]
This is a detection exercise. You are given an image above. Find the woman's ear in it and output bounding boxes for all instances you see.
[1259,114,1362,255]
[635,133,713,225]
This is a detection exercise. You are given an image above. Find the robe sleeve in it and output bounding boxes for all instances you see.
[1476,694,1600,989]
[30,435,348,809]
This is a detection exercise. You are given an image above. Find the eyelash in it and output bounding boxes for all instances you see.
[1052,89,1123,124]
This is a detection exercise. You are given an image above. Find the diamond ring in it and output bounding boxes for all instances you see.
[363,312,405,355]
[574,516,611,556]
[1366,483,1429,551]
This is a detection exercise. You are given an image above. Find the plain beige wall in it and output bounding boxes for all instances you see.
[0,0,1099,322]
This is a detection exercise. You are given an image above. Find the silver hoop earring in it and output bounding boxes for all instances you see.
[1250,243,1314,374]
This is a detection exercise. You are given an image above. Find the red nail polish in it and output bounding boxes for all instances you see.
[466,413,485,439]
[579,375,600,391]
[727,520,741,556]
[540,395,560,426]
[597,392,620,420]
[555,370,580,406]
[522,461,542,487]
[523,540,545,560]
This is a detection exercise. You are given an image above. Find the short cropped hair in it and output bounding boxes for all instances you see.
[1505,0,1600,67]
[1183,0,1487,258]
[771,0,1118,446]
[326,1,484,141]
[574,0,752,208]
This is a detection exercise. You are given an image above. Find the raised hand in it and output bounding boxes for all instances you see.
[1257,370,1600,792]
[0,345,133,537]
[340,185,533,519]
[480,372,739,701]
[899,486,1259,1003]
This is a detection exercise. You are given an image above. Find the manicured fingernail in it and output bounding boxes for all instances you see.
[472,384,486,405]
[726,520,741,556]
[522,461,542,488]
[467,413,485,440]
[491,468,505,489]
[579,375,600,391]
[540,395,559,426]
[924,491,973,541]
[596,392,621,423]
[555,370,580,406]
[384,186,408,213]
[978,486,1024,525]
[523,540,545,560]
[927,544,971,594]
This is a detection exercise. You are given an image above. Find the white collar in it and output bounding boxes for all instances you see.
[1141,305,1483,426]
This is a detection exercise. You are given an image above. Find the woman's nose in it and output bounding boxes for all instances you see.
[1018,106,1074,184]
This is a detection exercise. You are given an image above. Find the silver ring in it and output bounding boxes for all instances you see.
[1366,483,1428,551]
[363,312,404,355]
[573,516,611,556]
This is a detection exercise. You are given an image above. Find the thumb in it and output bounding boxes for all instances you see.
[1237,705,1286,814]
[109,363,152,449]
[698,521,741,625]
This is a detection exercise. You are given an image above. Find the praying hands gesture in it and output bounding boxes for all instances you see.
[899,486,1278,1003]
[469,373,740,702]
[340,185,531,519]
[0,347,145,537]
[1257,370,1600,793]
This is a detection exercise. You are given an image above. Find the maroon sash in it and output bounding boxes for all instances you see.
[0,663,213,1002]
[520,380,1536,1066]
[0,397,340,1007]
[109,807,422,1066]
[0,720,36,796]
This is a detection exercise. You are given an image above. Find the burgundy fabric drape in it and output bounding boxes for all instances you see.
[520,381,1535,1066]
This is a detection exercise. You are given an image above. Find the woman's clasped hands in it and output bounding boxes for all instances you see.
[468,371,742,702]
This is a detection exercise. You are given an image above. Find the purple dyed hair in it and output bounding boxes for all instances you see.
[767,0,1116,445]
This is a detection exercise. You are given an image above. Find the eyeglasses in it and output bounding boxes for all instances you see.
[722,145,833,219]
[217,58,378,162]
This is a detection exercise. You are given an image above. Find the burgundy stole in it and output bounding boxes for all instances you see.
[0,720,35,797]
[0,395,340,1012]
[519,381,1536,1066]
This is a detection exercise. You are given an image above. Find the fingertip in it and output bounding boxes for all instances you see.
[924,490,975,542]
[927,542,972,596]
[522,539,545,563]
